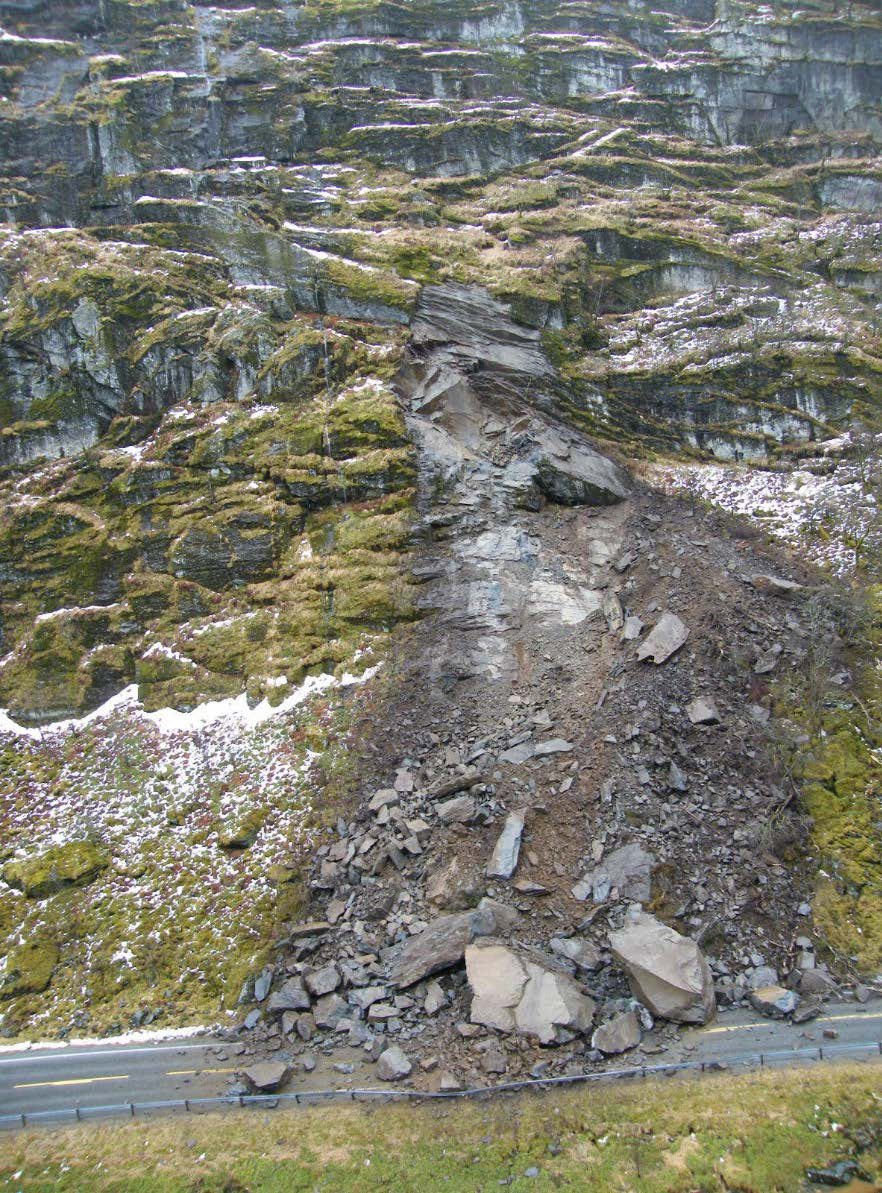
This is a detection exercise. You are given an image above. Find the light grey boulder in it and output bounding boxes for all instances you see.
[636,613,689,664]
[466,942,595,1045]
[437,795,478,824]
[244,1061,289,1092]
[686,697,720,725]
[609,910,716,1024]
[253,965,273,1002]
[749,986,800,1019]
[376,1045,412,1081]
[305,964,341,998]
[549,936,603,972]
[266,977,310,1015]
[591,1010,641,1055]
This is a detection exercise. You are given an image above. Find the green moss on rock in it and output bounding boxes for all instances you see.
[1,938,59,998]
[2,840,108,898]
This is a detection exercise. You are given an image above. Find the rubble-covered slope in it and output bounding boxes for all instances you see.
[0,0,880,1046]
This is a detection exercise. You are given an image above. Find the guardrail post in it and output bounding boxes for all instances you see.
[75,1107,81,1121]
[129,1103,135,1118]
[184,1099,190,1113]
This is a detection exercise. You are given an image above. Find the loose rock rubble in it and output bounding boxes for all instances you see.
[223,298,853,1091]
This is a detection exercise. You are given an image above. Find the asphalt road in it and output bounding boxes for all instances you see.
[677,997,882,1065]
[1,999,880,1125]
[0,1038,234,1120]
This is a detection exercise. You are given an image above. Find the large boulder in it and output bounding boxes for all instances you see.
[244,1061,289,1092]
[388,899,518,988]
[466,942,595,1045]
[376,1045,412,1081]
[608,911,716,1024]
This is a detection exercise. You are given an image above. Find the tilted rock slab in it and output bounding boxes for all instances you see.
[466,942,595,1045]
[636,612,689,664]
[609,911,716,1024]
[388,899,518,988]
[486,811,525,878]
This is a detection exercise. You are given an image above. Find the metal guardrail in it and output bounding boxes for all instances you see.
[2,1037,881,1130]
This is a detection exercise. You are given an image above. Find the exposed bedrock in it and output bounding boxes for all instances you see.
[396,282,629,690]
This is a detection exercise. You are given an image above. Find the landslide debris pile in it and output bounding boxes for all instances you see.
[0,0,880,1063]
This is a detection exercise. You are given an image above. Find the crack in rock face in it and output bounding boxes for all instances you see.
[396,282,630,689]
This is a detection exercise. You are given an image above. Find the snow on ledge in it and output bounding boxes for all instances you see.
[0,664,382,741]
[0,1024,216,1055]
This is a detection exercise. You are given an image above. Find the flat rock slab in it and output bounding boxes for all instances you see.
[609,910,716,1024]
[486,811,525,878]
[749,573,804,597]
[533,739,573,756]
[388,899,518,988]
[427,770,482,800]
[466,942,595,1046]
[499,742,536,765]
[636,613,689,664]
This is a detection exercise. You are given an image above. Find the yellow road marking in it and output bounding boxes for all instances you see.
[700,1011,882,1036]
[14,1075,129,1089]
[166,1068,234,1076]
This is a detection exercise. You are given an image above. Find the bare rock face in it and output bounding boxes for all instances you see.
[609,911,716,1025]
[388,899,518,988]
[466,942,596,1045]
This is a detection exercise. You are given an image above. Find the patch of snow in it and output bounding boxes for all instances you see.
[0,665,382,740]
[35,604,120,624]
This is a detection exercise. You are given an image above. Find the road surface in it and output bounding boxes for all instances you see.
[1,999,880,1125]
[0,1038,234,1121]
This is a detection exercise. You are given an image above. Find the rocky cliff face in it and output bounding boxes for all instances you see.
[0,0,880,1044]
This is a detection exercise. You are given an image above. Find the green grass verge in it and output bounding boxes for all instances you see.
[1,1062,881,1191]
